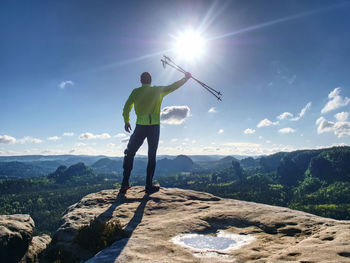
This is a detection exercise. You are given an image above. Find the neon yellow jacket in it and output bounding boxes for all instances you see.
[123,77,188,125]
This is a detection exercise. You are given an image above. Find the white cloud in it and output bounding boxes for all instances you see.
[219,142,296,156]
[3,150,21,155]
[79,132,111,140]
[277,112,293,120]
[1,141,304,157]
[17,136,42,144]
[291,102,312,121]
[47,136,61,141]
[278,127,296,134]
[63,132,74,137]
[335,112,349,122]
[316,116,350,138]
[115,133,126,138]
[244,128,256,134]
[258,136,263,139]
[316,117,335,134]
[1,144,129,156]
[222,142,261,147]
[321,88,350,114]
[277,102,312,121]
[315,143,349,149]
[0,135,16,144]
[171,138,178,142]
[58,80,74,89]
[298,102,312,118]
[192,140,196,144]
[334,122,350,138]
[160,106,190,125]
[257,118,279,128]
[208,107,217,113]
[107,143,115,148]
[218,129,224,134]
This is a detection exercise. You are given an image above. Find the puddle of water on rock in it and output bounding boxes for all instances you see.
[172,230,254,259]
[180,235,234,250]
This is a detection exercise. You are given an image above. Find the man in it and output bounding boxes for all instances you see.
[120,71,191,195]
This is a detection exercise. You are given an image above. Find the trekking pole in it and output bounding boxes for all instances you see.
[161,56,222,101]
[163,55,222,97]
[161,59,186,73]
[161,59,222,101]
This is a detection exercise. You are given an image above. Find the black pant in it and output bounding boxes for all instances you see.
[122,124,160,188]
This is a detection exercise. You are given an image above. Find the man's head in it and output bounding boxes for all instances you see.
[140,72,152,85]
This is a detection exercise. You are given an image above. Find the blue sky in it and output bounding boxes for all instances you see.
[1,0,350,156]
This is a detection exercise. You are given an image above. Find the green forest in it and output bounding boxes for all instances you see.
[0,146,349,236]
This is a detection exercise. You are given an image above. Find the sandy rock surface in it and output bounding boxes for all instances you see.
[0,214,34,262]
[21,234,51,263]
[48,187,350,263]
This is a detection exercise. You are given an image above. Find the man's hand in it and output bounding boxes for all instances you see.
[185,72,191,80]
[124,123,132,133]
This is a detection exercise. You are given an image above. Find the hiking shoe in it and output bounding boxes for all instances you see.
[119,185,131,195]
[145,185,160,195]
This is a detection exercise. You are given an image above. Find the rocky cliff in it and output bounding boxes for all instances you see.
[44,186,350,263]
[0,214,51,263]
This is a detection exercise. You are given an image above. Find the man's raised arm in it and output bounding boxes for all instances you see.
[161,72,191,96]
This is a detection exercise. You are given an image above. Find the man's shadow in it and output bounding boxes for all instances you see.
[89,192,150,262]
[96,191,147,222]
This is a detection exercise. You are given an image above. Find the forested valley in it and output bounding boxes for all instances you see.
[1,146,349,235]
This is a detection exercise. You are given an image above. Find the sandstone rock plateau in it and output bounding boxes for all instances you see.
[47,187,350,263]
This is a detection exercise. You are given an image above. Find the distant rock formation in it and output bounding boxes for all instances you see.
[48,162,95,183]
[44,187,350,263]
[156,155,194,174]
[219,155,239,164]
[0,214,51,263]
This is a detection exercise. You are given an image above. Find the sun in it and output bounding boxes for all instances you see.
[174,30,205,60]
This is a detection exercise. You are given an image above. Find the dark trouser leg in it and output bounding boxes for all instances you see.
[122,125,146,187]
[146,125,160,188]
